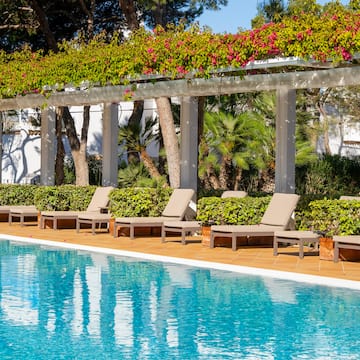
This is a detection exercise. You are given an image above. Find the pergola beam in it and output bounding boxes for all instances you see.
[1,66,360,111]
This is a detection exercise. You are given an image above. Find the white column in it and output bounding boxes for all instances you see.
[40,106,56,185]
[180,96,198,192]
[275,88,296,193]
[102,103,118,187]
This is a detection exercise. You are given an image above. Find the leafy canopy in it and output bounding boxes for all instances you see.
[1,7,359,99]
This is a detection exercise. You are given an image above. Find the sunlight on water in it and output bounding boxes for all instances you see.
[0,240,360,359]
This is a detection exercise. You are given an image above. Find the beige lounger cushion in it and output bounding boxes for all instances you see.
[221,191,248,198]
[260,193,300,227]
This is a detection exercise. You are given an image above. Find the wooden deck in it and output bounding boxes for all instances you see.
[1,221,360,283]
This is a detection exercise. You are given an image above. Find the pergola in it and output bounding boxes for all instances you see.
[0,56,359,193]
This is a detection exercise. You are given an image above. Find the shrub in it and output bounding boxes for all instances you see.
[34,185,96,211]
[196,196,271,225]
[0,184,38,205]
[109,187,172,217]
[298,199,360,236]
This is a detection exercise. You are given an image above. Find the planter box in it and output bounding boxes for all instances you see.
[320,237,334,260]
[320,237,360,261]
[202,226,233,247]
[201,226,271,248]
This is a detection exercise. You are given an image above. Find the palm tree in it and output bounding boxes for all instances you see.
[199,110,271,190]
[118,117,164,183]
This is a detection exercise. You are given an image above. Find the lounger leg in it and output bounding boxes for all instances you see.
[210,232,214,248]
[232,234,237,251]
[130,225,134,239]
[334,242,339,263]
[299,239,304,259]
[54,219,57,230]
[273,237,278,256]
[161,226,166,243]
[181,230,186,245]
[20,214,24,226]
[76,219,80,233]
[92,221,96,235]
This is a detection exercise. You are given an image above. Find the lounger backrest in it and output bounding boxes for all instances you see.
[260,193,300,228]
[221,191,248,199]
[340,196,360,200]
[162,188,195,219]
[86,186,114,212]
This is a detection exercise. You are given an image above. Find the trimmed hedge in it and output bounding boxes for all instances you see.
[0,184,39,205]
[109,187,173,217]
[1,184,359,237]
[298,199,360,236]
[34,185,97,211]
[196,196,271,225]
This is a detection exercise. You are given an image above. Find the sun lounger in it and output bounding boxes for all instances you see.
[273,230,320,258]
[333,235,360,262]
[221,190,248,198]
[339,196,360,200]
[8,205,38,226]
[40,186,114,230]
[113,188,195,239]
[161,220,202,245]
[210,193,300,251]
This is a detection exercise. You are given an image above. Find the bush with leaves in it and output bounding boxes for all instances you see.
[298,199,360,236]
[196,196,271,225]
[109,187,172,217]
[0,184,38,205]
[34,185,96,211]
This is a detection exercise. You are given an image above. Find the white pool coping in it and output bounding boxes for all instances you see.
[3,233,360,291]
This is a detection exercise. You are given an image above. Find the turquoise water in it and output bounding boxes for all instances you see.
[1,240,360,359]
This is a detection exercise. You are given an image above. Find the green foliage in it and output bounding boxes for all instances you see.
[0,184,38,205]
[296,155,360,195]
[109,187,172,217]
[1,8,360,98]
[298,199,360,236]
[118,163,163,188]
[33,185,96,211]
[196,196,271,225]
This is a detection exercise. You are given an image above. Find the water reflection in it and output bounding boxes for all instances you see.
[0,240,360,359]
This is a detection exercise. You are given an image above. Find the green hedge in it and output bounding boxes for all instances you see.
[109,187,173,217]
[0,184,39,205]
[196,196,271,225]
[2,185,360,237]
[298,199,360,236]
[34,185,97,211]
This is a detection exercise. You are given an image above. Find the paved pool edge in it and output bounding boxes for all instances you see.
[3,233,360,291]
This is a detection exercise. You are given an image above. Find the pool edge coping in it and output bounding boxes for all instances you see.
[3,233,360,291]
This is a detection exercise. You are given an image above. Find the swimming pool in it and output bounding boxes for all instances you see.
[1,237,360,359]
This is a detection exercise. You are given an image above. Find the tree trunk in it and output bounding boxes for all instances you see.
[62,106,89,186]
[234,167,242,191]
[140,149,162,180]
[219,155,231,189]
[155,97,180,188]
[128,100,144,164]
[118,0,140,31]
[319,104,332,155]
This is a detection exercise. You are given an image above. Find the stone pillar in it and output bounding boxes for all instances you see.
[40,106,56,185]
[102,103,118,187]
[275,88,296,193]
[180,96,198,193]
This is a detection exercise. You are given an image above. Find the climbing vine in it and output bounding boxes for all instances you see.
[0,8,359,99]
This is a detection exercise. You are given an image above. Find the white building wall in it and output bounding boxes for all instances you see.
[1,99,158,184]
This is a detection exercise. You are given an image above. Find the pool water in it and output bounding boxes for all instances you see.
[0,240,360,359]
